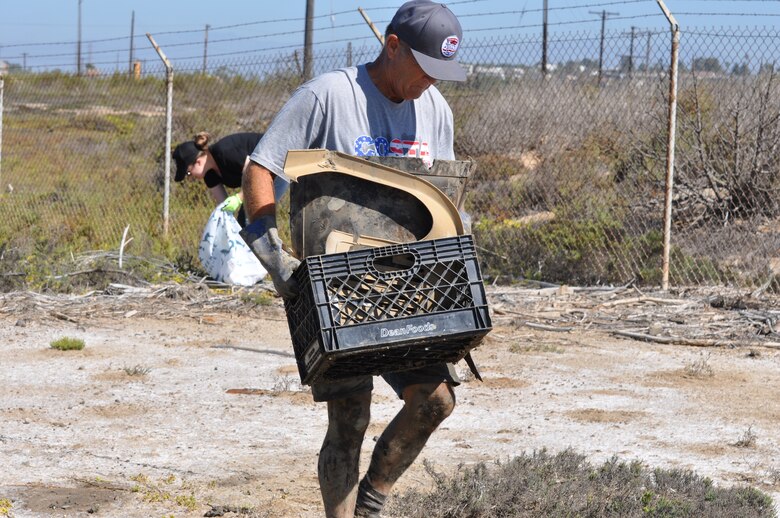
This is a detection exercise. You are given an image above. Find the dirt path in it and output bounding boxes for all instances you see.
[1,288,779,517]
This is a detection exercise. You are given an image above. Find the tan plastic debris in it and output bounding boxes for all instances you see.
[283,149,464,254]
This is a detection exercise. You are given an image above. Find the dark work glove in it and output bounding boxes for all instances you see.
[459,209,472,234]
[239,215,301,299]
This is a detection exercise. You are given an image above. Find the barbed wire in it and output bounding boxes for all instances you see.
[1,12,665,63]
[684,27,780,37]
[3,4,778,68]
[19,24,776,73]
[467,12,662,33]
[16,15,668,65]
[674,11,780,17]
[18,34,377,71]
[3,2,775,52]
[155,22,371,50]
[511,0,648,15]
[0,35,131,49]
[163,35,379,63]
[1,0,491,49]
[3,19,373,61]
[153,10,362,36]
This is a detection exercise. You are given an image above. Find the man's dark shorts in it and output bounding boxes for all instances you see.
[311,362,460,402]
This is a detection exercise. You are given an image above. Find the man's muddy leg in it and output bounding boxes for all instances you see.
[318,391,371,518]
[355,382,455,516]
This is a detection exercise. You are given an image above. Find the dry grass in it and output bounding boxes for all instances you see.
[684,353,715,378]
[734,426,758,449]
[387,449,776,518]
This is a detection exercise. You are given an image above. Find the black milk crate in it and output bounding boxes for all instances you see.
[284,235,492,385]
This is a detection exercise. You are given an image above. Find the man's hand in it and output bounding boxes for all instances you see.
[221,193,243,213]
[240,215,300,299]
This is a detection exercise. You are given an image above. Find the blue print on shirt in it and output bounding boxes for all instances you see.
[374,137,389,156]
[355,135,377,156]
[354,135,391,157]
[353,135,431,167]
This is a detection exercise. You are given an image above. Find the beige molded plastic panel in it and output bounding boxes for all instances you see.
[283,149,464,255]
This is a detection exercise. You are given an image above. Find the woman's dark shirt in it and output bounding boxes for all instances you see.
[203,132,263,188]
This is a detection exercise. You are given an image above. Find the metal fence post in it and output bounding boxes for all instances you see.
[0,75,4,190]
[358,8,385,46]
[303,0,314,81]
[146,33,174,237]
[656,1,679,291]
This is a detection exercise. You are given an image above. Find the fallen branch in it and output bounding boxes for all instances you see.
[51,311,79,324]
[523,321,574,332]
[610,329,780,349]
[600,296,689,308]
[52,268,138,279]
[118,225,132,269]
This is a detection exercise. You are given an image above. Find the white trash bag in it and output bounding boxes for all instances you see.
[198,201,267,286]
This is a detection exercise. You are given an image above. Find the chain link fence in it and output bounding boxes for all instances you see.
[670,28,780,292]
[1,25,778,292]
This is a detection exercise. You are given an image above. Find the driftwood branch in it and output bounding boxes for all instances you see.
[610,329,780,350]
[52,268,141,279]
[600,296,689,308]
[522,322,574,332]
[119,225,132,269]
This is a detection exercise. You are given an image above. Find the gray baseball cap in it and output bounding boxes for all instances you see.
[389,1,466,82]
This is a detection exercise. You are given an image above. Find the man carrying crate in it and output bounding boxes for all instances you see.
[240,2,468,516]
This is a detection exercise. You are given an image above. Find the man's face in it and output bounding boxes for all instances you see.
[389,39,437,101]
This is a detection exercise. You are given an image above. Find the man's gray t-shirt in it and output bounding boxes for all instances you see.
[250,64,455,181]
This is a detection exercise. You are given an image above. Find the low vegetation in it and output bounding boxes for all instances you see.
[684,353,715,378]
[733,426,758,449]
[129,473,198,513]
[49,336,85,351]
[123,364,151,376]
[388,449,776,518]
[0,498,12,517]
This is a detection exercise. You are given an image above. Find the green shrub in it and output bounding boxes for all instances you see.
[50,337,85,351]
[474,206,628,285]
[0,497,13,517]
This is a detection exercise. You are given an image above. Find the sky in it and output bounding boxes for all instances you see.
[1,0,779,73]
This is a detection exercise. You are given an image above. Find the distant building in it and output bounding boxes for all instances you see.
[473,65,506,81]
[0,60,8,75]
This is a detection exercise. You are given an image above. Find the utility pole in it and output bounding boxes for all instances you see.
[77,0,83,76]
[22,53,27,71]
[202,24,209,74]
[645,31,652,72]
[541,0,548,76]
[303,0,314,80]
[129,10,135,76]
[590,9,619,85]
[628,26,635,78]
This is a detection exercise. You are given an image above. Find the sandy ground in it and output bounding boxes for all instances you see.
[1,288,780,517]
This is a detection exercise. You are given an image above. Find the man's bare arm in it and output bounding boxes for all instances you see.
[242,160,276,223]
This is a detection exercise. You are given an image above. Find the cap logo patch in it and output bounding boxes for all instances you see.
[441,36,459,58]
